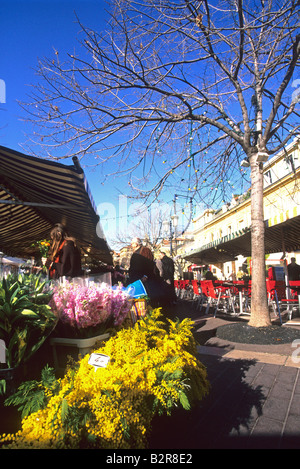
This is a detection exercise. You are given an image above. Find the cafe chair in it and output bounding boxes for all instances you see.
[200,280,236,317]
[266,280,299,323]
[191,280,202,310]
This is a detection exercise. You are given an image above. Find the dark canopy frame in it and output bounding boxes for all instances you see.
[0,146,112,266]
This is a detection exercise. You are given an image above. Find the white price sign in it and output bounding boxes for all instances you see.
[88,353,110,371]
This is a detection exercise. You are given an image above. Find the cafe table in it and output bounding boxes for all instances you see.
[221,282,249,315]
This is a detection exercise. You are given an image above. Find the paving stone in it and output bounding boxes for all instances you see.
[270,381,293,400]
[261,397,290,421]
[251,416,283,436]
[149,309,300,449]
[289,394,300,416]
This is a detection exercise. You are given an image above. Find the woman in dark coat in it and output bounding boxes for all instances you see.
[128,237,156,284]
[128,237,169,309]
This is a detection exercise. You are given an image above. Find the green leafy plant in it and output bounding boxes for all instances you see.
[0,274,57,372]
[151,360,192,416]
[4,365,60,418]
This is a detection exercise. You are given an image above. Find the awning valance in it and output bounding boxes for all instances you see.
[184,214,300,265]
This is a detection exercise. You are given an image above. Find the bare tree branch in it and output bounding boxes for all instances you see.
[19,0,300,326]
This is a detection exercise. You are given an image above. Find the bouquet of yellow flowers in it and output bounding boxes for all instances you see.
[32,239,51,258]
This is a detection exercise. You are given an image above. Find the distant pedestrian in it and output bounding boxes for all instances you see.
[128,239,170,309]
[204,265,215,281]
[156,250,176,303]
[288,257,300,281]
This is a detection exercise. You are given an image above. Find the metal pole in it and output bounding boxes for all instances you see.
[169,220,173,256]
[0,252,3,281]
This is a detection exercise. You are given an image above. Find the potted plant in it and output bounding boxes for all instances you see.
[49,281,132,370]
[0,274,57,394]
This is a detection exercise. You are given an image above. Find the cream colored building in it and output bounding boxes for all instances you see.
[181,137,300,280]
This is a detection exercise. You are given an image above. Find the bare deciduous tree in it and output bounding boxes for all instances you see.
[23,0,300,327]
[111,204,169,249]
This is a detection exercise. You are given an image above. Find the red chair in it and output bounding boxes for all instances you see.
[266,279,279,315]
[200,280,236,317]
[178,280,190,299]
[199,280,214,314]
[284,280,300,320]
[288,281,300,299]
[244,280,251,312]
[232,281,251,315]
[266,280,300,322]
[191,280,202,309]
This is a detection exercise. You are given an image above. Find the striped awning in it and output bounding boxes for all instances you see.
[184,214,300,265]
[0,146,113,265]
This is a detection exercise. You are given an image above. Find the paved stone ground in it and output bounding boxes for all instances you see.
[149,354,300,449]
[148,299,300,449]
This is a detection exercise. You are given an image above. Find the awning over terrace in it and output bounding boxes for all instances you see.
[184,213,300,265]
[0,146,113,266]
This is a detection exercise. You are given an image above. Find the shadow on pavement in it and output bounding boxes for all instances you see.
[149,354,268,449]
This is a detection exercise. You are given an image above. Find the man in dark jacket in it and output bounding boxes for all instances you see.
[156,250,176,303]
[288,257,300,281]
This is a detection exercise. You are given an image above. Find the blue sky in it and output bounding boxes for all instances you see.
[1,0,106,149]
[1,0,161,244]
[0,0,253,245]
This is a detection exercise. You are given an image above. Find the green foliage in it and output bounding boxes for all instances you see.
[0,273,57,371]
[4,365,60,419]
[152,358,192,416]
[2,310,210,449]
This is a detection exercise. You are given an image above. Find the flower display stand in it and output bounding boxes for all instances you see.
[50,333,110,373]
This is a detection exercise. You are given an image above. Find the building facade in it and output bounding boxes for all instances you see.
[180,137,300,280]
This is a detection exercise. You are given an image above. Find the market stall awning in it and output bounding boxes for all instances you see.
[184,215,300,265]
[183,245,239,265]
[0,146,113,265]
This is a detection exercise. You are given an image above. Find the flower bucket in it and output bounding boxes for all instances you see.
[131,299,148,320]
[126,280,147,298]
[50,333,110,373]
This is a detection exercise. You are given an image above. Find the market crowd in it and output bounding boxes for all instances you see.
[43,226,177,316]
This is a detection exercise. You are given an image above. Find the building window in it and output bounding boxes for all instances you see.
[264,170,272,185]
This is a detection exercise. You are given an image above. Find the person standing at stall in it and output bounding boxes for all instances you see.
[156,250,176,303]
[128,237,156,284]
[128,238,169,308]
[45,224,83,279]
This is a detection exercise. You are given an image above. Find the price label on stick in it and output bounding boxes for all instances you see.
[88,353,110,371]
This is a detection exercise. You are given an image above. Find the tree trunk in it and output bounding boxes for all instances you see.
[248,156,271,327]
